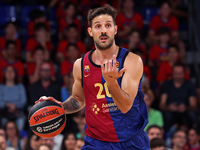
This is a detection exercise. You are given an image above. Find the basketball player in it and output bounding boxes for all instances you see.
[36,4,150,149]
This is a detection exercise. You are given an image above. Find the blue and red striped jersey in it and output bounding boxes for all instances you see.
[81,47,148,142]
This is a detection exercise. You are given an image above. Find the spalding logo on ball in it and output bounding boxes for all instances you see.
[28,96,66,138]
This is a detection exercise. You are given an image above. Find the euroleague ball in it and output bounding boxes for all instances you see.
[28,100,66,138]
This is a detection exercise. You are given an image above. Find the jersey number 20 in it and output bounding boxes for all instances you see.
[94,83,111,99]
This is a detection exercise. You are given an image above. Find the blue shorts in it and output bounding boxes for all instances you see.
[81,130,150,150]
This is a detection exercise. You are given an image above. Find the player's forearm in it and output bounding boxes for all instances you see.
[106,80,133,114]
[62,95,85,114]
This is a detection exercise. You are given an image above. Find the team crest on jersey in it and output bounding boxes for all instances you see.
[84,65,90,72]
[116,61,119,71]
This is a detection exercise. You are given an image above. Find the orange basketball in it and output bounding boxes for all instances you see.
[28,100,66,138]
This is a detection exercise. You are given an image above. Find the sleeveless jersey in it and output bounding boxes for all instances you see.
[81,47,148,142]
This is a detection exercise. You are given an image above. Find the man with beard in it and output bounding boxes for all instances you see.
[159,63,197,132]
[29,61,61,107]
[37,4,149,149]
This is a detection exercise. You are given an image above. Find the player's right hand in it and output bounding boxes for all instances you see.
[35,96,63,107]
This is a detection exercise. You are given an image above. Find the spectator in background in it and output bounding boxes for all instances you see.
[0,66,27,131]
[28,9,50,37]
[143,87,164,131]
[52,134,64,150]
[60,132,77,150]
[60,44,79,86]
[0,41,24,83]
[24,133,41,150]
[186,128,200,150]
[58,2,81,40]
[121,29,146,60]
[41,138,54,150]
[74,138,84,150]
[5,121,26,150]
[116,0,143,42]
[127,47,151,91]
[116,0,143,39]
[56,24,85,63]
[28,61,61,108]
[169,0,188,21]
[37,144,51,150]
[26,23,53,62]
[76,117,85,139]
[156,45,190,85]
[131,48,152,89]
[148,27,170,69]
[61,71,73,102]
[49,0,78,19]
[150,138,165,150]
[159,63,197,132]
[26,46,55,85]
[148,1,186,61]
[0,128,5,138]
[0,21,21,59]
[146,125,163,141]
[147,1,179,45]
[171,130,187,150]
[0,135,7,150]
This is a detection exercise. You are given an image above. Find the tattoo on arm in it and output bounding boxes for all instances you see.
[62,97,80,112]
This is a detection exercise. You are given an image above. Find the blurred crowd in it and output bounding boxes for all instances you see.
[0,0,199,150]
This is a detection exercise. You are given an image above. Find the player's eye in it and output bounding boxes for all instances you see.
[96,25,101,28]
[106,24,111,27]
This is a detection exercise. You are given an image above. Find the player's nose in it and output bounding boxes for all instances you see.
[101,25,107,33]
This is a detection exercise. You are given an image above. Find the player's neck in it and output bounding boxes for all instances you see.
[95,44,118,60]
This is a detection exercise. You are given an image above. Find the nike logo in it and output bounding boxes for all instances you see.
[84,74,90,77]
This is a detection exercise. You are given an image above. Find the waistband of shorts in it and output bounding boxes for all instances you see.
[85,129,146,143]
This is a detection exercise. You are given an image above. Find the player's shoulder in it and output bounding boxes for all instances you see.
[73,58,82,79]
[123,51,143,73]
[73,58,82,69]
[126,51,142,64]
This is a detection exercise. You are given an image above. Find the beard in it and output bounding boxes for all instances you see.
[94,34,114,50]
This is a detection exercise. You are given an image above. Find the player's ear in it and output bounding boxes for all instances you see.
[114,25,118,35]
[87,27,93,37]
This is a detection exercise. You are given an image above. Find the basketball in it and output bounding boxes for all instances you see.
[28,99,66,138]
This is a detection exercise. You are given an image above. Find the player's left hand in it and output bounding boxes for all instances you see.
[101,55,126,82]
